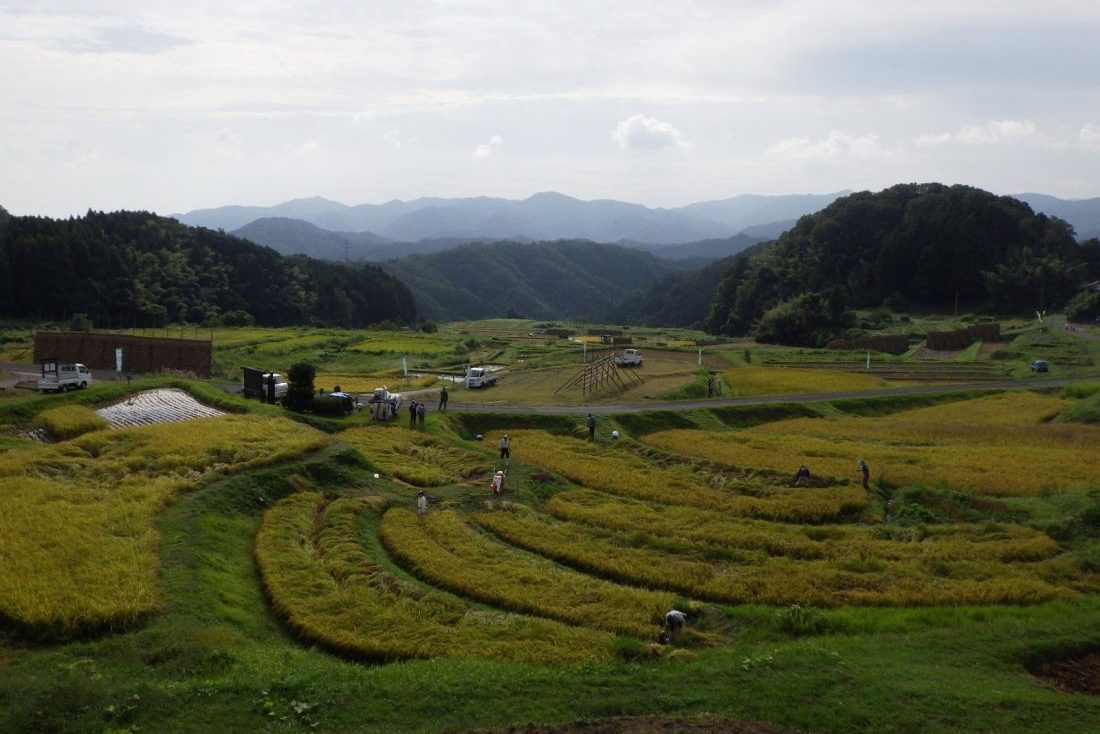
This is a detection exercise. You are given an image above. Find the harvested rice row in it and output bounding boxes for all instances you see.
[256,492,612,664]
[474,505,1085,607]
[380,507,674,638]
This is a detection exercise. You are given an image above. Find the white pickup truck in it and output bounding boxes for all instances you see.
[613,348,643,367]
[38,362,93,392]
[466,366,498,388]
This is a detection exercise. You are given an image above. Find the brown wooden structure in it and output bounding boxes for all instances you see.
[556,348,642,398]
[33,331,213,377]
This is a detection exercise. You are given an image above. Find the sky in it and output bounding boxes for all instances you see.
[2,0,1099,217]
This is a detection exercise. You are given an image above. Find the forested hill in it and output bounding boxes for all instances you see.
[707,183,1100,338]
[0,210,416,327]
[613,243,769,329]
[381,240,678,321]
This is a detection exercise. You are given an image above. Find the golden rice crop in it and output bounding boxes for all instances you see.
[314,373,437,393]
[250,334,344,354]
[498,430,867,522]
[644,392,1100,495]
[342,426,487,486]
[36,405,110,440]
[474,505,1087,607]
[349,336,454,354]
[724,365,888,396]
[0,414,327,634]
[380,507,674,638]
[544,490,1061,564]
[256,492,612,664]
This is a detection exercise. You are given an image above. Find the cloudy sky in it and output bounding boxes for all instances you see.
[2,0,1099,217]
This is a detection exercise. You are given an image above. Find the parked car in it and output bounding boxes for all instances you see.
[1030,359,1050,373]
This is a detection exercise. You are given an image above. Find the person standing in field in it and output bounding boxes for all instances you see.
[409,401,417,428]
[417,490,428,520]
[858,458,870,489]
[499,434,510,463]
[417,402,426,429]
[587,413,596,440]
[439,385,449,412]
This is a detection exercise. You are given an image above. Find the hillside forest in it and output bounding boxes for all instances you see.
[0,210,415,328]
[2,184,1100,342]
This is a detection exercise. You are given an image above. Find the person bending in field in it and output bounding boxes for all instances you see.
[794,465,811,487]
[499,434,510,462]
[858,458,870,489]
[489,470,505,496]
[663,609,687,644]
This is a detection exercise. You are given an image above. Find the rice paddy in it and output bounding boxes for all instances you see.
[256,491,613,664]
[2,353,1100,733]
[0,411,327,634]
[642,392,1098,494]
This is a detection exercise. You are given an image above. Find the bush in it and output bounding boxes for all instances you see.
[68,313,94,331]
[774,604,826,636]
[419,320,438,334]
[1066,290,1100,323]
[222,309,255,327]
[284,362,317,412]
[312,396,350,417]
[753,290,851,347]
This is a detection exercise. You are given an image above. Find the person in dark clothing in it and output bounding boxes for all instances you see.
[409,401,417,428]
[439,386,449,412]
[794,465,810,487]
[417,402,426,429]
[586,413,596,440]
[858,458,870,489]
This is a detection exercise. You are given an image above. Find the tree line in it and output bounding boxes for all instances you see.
[0,210,416,328]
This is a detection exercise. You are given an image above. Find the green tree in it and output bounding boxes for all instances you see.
[284,363,317,413]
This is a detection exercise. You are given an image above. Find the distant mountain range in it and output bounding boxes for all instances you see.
[176,190,1100,276]
[1012,194,1100,240]
[175,191,848,248]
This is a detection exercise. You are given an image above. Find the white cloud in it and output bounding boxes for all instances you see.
[767,130,882,160]
[612,114,687,151]
[472,134,503,158]
[1080,124,1100,149]
[914,120,1037,147]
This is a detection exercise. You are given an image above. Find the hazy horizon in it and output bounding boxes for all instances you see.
[3,1,1099,218]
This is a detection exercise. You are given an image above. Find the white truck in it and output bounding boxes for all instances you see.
[466,366,498,388]
[38,361,93,392]
[613,348,643,367]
